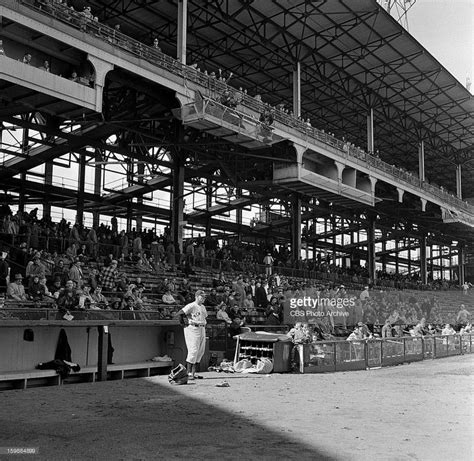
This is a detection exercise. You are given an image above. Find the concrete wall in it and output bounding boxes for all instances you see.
[0,323,186,373]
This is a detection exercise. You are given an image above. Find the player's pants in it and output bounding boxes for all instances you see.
[184,325,206,364]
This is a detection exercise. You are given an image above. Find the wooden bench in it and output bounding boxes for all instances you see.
[106,361,173,380]
[0,361,172,391]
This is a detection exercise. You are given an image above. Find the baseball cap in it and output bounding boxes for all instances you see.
[195,290,206,297]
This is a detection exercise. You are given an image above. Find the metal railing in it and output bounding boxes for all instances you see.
[301,334,474,373]
[13,0,473,219]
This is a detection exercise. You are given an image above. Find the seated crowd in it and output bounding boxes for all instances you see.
[0,216,471,343]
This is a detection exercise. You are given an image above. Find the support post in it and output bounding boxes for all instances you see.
[292,62,301,117]
[76,153,86,226]
[97,326,109,382]
[418,141,425,183]
[93,150,102,227]
[367,108,374,154]
[177,0,188,64]
[136,159,144,232]
[458,244,465,286]
[171,152,185,255]
[291,194,302,264]
[456,164,462,199]
[43,160,53,219]
[420,234,427,285]
[205,178,212,238]
[87,55,114,113]
[367,216,376,284]
[19,120,29,213]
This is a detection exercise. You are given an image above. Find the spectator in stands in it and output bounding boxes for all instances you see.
[213,271,227,289]
[40,60,51,72]
[119,230,129,259]
[265,296,281,325]
[116,273,129,293]
[78,285,95,309]
[179,278,193,303]
[152,38,161,51]
[456,305,471,328]
[462,281,471,295]
[87,268,100,291]
[86,226,98,259]
[69,71,79,82]
[346,325,363,341]
[357,321,372,338]
[360,285,370,302]
[52,259,68,286]
[259,107,274,126]
[132,233,143,258]
[0,251,10,294]
[26,253,46,282]
[254,281,267,308]
[441,324,456,336]
[7,273,27,301]
[263,252,274,277]
[381,319,392,338]
[57,280,80,317]
[185,239,195,267]
[135,277,145,291]
[243,293,255,311]
[205,288,220,307]
[100,259,119,291]
[68,257,84,287]
[246,278,257,300]
[91,286,109,310]
[28,275,46,302]
[22,52,32,65]
[162,288,178,305]
[49,276,63,299]
[216,302,232,324]
[167,278,185,303]
[410,318,426,337]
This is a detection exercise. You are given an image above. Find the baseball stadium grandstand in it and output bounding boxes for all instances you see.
[0,0,473,389]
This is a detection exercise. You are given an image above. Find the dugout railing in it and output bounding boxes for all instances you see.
[300,334,474,373]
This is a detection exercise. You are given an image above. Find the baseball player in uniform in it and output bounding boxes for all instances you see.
[177,290,208,379]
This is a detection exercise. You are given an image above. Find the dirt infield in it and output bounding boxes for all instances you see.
[0,355,472,461]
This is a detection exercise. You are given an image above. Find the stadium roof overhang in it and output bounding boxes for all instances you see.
[81,0,472,197]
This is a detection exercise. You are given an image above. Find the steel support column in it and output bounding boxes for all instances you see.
[291,194,302,263]
[93,150,102,227]
[367,217,376,283]
[18,122,29,213]
[76,153,86,226]
[420,234,427,285]
[456,164,462,199]
[418,141,425,183]
[205,178,212,238]
[292,62,301,117]
[458,244,465,285]
[43,160,53,219]
[367,108,374,154]
[236,188,242,239]
[136,160,144,232]
[171,153,185,254]
[177,0,188,64]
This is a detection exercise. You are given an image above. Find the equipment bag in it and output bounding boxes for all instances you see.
[168,363,188,385]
